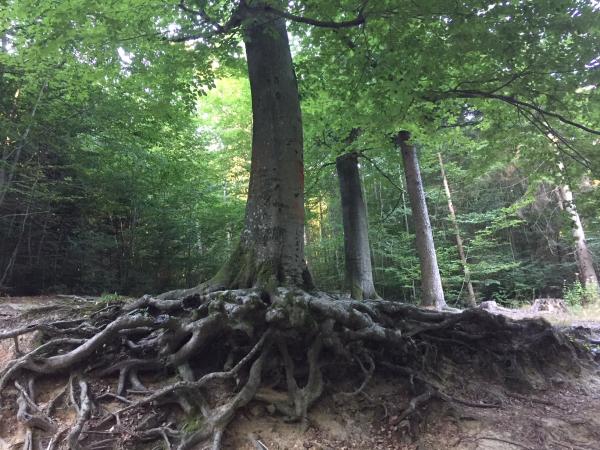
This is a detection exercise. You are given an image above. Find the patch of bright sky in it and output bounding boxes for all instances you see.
[2,21,18,54]
[476,3,497,16]
[73,49,97,65]
[117,47,134,77]
[117,47,133,65]
[289,30,302,57]
[166,22,181,37]
[586,56,600,69]
[575,85,596,93]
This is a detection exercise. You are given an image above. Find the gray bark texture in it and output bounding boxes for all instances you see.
[336,152,378,300]
[210,12,311,290]
[438,153,476,307]
[395,133,446,309]
[558,185,599,294]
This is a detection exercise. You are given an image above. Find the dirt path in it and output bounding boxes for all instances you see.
[1,296,599,450]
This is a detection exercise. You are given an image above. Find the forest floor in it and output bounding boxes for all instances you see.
[0,295,599,450]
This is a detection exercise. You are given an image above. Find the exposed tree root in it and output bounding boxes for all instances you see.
[0,288,592,449]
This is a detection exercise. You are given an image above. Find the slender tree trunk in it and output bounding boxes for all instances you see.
[397,174,418,299]
[0,178,37,287]
[394,132,446,309]
[336,152,378,300]
[438,153,476,307]
[557,184,599,294]
[552,148,599,299]
[210,13,311,290]
[0,82,46,208]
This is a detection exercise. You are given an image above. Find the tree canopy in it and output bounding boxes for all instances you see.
[1,0,599,302]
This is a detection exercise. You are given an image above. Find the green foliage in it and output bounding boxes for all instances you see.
[98,292,127,304]
[564,280,600,307]
[0,8,247,294]
[1,0,599,303]
[564,281,585,307]
[182,412,205,433]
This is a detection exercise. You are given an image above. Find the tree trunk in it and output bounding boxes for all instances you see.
[558,185,599,294]
[394,133,446,309]
[398,175,416,300]
[0,83,45,209]
[438,153,476,307]
[336,152,378,300]
[211,13,311,290]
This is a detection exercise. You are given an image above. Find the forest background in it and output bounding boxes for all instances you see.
[1,0,599,307]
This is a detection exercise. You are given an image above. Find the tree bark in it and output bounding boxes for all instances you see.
[438,153,476,307]
[211,12,312,290]
[557,184,599,294]
[336,152,378,300]
[394,133,446,309]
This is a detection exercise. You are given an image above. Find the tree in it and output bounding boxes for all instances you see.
[212,13,310,290]
[159,1,369,296]
[547,140,599,300]
[395,131,446,309]
[557,184,598,294]
[438,152,476,307]
[336,152,378,300]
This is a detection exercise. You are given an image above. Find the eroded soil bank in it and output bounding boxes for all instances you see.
[1,295,598,450]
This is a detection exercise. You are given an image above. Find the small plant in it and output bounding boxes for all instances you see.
[563,280,599,307]
[491,290,520,308]
[98,292,126,304]
[182,413,205,432]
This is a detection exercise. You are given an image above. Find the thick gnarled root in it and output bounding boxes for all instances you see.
[0,288,589,449]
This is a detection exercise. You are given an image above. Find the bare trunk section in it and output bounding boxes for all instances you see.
[211,13,311,290]
[557,185,599,295]
[336,152,378,300]
[553,150,599,300]
[394,132,446,309]
[438,153,476,307]
[0,82,46,209]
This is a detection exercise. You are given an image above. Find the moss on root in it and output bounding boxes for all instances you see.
[210,243,309,292]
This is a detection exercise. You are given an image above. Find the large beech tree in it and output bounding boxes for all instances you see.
[211,13,310,289]
[164,0,367,293]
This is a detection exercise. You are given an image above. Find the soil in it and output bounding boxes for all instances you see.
[1,296,599,450]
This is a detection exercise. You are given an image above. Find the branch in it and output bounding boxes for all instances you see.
[172,0,245,41]
[172,1,367,43]
[432,89,600,136]
[178,0,224,32]
[358,153,406,193]
[257,4,367,29]
[514,104,592,168]
[437,119,483,130]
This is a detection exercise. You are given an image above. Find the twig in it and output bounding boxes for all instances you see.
[476,436,533,449]
[96,392,132,404]
[340,351,375,396]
